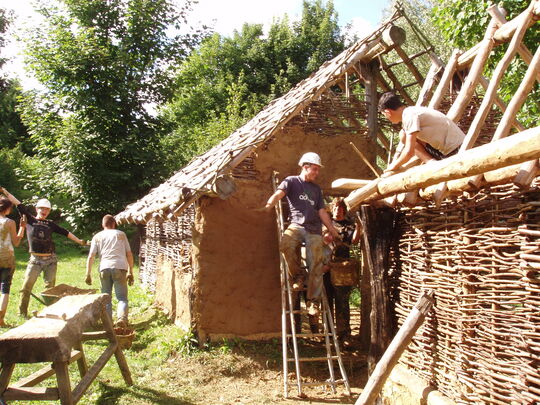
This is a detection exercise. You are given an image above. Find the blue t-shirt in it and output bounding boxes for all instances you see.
[278,176,324,234]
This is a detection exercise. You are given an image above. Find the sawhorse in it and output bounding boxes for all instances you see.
[0,293,132,404]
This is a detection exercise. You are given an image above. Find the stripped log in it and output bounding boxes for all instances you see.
[459,1,536,151]
[332,178,372,191]
[447,19,499,122]
[355,290,435,405]
[428,50,461,110]
[488,4,540,82]
[456,1,540,68]
[345,126,540,209]
[492,45,540,141]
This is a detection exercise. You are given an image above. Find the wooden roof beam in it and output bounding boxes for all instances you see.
[344,126,540,210]
[457,0,540,68]
[488,4,540,83]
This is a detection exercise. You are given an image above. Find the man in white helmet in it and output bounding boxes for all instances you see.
[0,187,87,317]
[262,152,339,316]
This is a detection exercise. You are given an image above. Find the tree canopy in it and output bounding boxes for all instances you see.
[20,0,204,228]
[159,0,345,173]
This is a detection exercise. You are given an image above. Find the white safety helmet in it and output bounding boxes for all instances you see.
[298,152,323,167]
[35,198,52,209]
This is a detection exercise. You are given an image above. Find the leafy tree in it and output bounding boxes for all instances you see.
[432,0,539,126]
[20,0,204,229]
[160,0,345,173]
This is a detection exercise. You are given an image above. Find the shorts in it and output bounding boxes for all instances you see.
[424,143,459,161]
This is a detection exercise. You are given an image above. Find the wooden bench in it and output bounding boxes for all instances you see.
[0,294,132,404]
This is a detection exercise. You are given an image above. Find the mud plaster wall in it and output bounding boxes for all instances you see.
[154,256,193,329]
[192,124,376,339]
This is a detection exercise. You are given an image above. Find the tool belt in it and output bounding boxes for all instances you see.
[330,258,359,287]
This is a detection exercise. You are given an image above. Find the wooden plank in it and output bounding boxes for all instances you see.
[12,351,82,388]
[0,363,15,394]
[0,294,110,364]
[54,361,73,405]
[72,344,117,404]
[100,310,133,386]
[3,387,60,401]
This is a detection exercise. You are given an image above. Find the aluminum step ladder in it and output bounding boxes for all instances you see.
[272,171,351,398]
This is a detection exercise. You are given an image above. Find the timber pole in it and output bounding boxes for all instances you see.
[345,126,540,210]
[355,290,435,405]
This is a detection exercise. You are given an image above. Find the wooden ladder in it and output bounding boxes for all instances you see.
[272,172,351,399]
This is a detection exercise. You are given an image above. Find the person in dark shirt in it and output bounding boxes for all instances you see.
[1,187,87,317]
[261,152,339,316]
[323,198,360,349]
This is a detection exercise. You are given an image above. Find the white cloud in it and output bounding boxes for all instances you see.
[344,16,375,42]
[188,0,303,35]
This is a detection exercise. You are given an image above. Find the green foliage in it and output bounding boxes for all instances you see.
[432,0,539,127]
[159,0,346,173]
[0,147,41,203]
[19,0,204,230]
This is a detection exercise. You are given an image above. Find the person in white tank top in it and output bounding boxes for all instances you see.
[0,195,25,327]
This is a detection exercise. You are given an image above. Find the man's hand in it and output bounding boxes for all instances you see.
[85,275,92,285]
[20,215,27,228]
[127,274,134,286]
[81,240,89,246]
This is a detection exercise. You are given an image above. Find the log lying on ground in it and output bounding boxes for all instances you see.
[345,126,540,210]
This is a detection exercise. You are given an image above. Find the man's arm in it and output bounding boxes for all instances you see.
[319,208,340,240]
[261,189,286,212]
[385,132,418,173]
[126,251,134,286]
[0,187,21,205]
[85,254,95,285]
[67,232,87,246]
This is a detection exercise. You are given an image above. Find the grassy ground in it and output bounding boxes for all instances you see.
[1,238,366,404]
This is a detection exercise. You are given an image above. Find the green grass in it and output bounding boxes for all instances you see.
[1,237,199,405]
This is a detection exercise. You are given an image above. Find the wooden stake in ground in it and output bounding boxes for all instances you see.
[355,290,435,405]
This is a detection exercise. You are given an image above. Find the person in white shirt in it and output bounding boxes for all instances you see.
[86,214,134,326]
[379,92,465,176]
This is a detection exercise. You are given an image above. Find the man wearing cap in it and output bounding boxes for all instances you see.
[0,187,87,317]
[262,152,339,316]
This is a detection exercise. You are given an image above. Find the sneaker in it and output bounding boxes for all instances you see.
[307,301,320,316]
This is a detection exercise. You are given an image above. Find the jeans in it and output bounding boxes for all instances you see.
[100,268,129,322]
[280,224,325,300]
[0,267,14,294]
[19,254,58,315]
